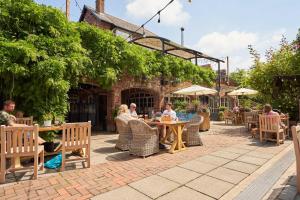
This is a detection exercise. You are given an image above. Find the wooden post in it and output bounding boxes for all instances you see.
[66,0,70,21]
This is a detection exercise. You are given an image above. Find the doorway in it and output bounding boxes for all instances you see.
[67,84,107,131]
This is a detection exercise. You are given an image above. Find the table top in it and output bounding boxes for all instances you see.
[145,120,189,126]
[39,125,63,132]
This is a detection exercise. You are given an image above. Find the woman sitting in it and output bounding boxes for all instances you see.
[117,104,133,122]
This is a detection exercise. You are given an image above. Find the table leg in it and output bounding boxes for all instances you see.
[168,125,186,154]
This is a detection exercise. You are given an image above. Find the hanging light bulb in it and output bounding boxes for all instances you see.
[157,11,161,23]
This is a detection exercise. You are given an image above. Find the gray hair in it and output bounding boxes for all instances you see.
[130,103,136,108]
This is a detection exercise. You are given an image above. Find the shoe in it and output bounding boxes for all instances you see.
[159,143,167,149]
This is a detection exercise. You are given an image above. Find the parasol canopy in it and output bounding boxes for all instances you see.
[173,85,217,96]
[227,88,258,96]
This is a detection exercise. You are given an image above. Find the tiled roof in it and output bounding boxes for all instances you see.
[79,5,156,37]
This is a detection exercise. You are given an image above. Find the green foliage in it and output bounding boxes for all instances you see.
[248,36,300,120]
[0,0,216,121]
[173,100,188,113]
[218,111,224,121]
[218,106,228,112]
[40,131,56,142]
[229,69,249,87]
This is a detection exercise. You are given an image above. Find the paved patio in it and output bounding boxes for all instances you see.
[0,122,296,199]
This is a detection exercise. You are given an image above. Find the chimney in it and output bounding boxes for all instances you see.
[96,0,104,13]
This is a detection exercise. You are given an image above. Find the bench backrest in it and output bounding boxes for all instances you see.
[292,125,300,192]
[0,125,39,156]
[62,121,91,149]
[16,116,33,125]
[259,114,280,132]
[244,112,259,123]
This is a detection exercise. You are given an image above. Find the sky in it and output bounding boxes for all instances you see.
[35,0,300,72]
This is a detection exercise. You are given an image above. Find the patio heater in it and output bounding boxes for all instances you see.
[181,27,184,46]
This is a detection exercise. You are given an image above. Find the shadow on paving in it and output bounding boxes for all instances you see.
[266,175,299,200]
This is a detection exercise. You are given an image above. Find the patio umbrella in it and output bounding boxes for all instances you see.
[227,88,258,107]
[227,88,258,96]
[173,85,217,96]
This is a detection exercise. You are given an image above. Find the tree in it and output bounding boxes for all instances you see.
[229,69,249,87]
[248,35,300,120]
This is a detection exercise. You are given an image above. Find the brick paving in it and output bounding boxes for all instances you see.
[0,123,290,199]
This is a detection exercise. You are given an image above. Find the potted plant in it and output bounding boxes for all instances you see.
[40,131,57,152]
[43,113,52,127]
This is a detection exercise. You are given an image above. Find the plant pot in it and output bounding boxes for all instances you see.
[43,142,55,152]
[44,120,52,127]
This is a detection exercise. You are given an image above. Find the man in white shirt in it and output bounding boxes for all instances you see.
[162,103,177,121]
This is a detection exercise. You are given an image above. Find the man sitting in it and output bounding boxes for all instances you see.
[162,103,177,121]
[129,103,138,118]
[0,100,45,144]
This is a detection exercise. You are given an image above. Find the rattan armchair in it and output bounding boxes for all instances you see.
[128,119,159,158]
[115,117,132,151]
[183,115,203,146]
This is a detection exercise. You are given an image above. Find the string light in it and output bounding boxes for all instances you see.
[157,11,161,23]
[126,0,192,40]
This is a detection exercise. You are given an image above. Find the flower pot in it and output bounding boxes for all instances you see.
[44,120,52,127]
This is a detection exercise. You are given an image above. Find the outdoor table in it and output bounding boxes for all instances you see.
[145,120,188,154]
[39,125,63,132]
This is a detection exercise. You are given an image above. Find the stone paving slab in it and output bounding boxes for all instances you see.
[129,175,180,199]
[233,144,259,150]
[179,160,218,174]
[223,147,251,154]
[245,151,275,159]
[91,186,151,200]
[211,150,241,160]
[195,155,231,166]
[158,167,201,184]
[207,167,248,184]
[223,161,259,174]
[236,155,268,166]
[186,175,234,199]
[157,186,214,200]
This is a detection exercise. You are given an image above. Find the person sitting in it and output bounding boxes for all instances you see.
[232,105,239,113]
[117,104,133,122]
[162,103,177,121]
[129,103,138,118]
[263,104,286,129]
[0,100,45,144]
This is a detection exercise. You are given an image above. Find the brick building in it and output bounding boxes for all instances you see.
[68,0,232,131]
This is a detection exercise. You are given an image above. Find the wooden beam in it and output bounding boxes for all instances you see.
[66,0,70,21]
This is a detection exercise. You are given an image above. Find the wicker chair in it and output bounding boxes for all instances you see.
[292,125,300,193]
[128,119,159,158]
[115,117,132,151]
[183,115,203,146]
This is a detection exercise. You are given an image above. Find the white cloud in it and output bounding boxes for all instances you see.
[194,30,287,71]
[126,0,190,26]
[196,31,258,55]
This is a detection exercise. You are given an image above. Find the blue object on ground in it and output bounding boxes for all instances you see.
[44,153,62,169]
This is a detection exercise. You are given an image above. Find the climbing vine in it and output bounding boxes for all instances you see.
[0,0,215,120]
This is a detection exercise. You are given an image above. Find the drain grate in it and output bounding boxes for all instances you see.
[234,150,295,200]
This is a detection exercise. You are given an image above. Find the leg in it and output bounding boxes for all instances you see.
[86,146,90,168]
[40,151,44,171]
[0,157,5,184]
[61,148,65,171]
[277,132,280,145]
[33,154,38,179]
[260,130,263,143]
